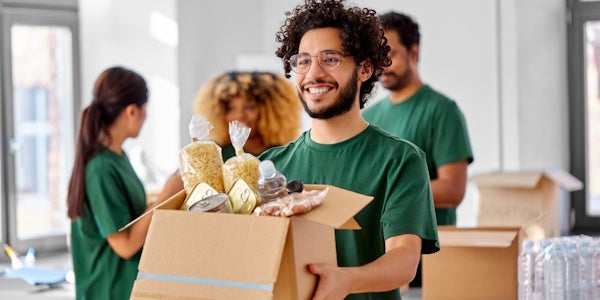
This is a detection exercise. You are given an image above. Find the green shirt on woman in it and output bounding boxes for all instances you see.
[70,148,146,300]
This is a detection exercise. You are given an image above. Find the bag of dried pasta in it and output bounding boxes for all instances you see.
[179,115,225,193]
[222,121,261,194]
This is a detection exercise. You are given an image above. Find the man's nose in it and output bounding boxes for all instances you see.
[304,57,326,78]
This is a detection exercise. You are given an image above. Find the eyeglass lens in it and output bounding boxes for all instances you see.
[290,50,344,73]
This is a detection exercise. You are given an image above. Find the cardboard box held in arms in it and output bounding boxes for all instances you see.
[121,185,373,300]
[422,226,526,300]
[470,169,583,238]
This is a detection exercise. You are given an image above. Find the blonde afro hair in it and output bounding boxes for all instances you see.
[193,71,302,147]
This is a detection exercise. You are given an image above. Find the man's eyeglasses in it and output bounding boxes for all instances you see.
[289,50,348,74]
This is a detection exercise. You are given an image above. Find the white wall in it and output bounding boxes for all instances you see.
[79,0,179,189]
[80,0,569,226]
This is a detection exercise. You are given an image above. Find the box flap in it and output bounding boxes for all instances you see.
[137,210,289,296]
[470,172,542,189]
[543,169,583,191]
[471,169,584,191]
[437,227,520,248]
[300,185,373,229]
[118,189,187,232]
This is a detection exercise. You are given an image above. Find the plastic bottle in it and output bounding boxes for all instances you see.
[24,247,35,268]
[519,240,537,300]
[534,239,551,300]
[564,239,581,300]
[3,244,23,269]
[578,237,595,300]
[544,240,567,300]
[257,160,288,204]
[592,238,600,299]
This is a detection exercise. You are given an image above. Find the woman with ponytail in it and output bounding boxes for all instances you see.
[67,66,182,300]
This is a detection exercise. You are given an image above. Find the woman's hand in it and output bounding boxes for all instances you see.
[156,170,184,203]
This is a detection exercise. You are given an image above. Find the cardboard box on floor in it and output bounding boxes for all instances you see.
[471,169,583,238]
[122,185,373,300]
[422,225,526,300]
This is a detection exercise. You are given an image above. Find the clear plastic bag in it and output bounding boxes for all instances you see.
[252,187,329,217]
[222,121,261,194]
[179,115,225,193]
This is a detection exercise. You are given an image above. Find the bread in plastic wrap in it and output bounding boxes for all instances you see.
[252,187,328,217]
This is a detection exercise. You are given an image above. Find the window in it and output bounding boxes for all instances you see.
[567,0,600,233]
[1,2,80,255]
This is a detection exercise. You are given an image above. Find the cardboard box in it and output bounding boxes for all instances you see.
[470,169,583,237]
[123,185,373,300]
[422,226,525,300]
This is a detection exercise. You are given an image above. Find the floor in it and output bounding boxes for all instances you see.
[0,250,423,299]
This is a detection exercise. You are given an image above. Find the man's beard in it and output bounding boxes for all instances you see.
[299,70,358,120]
[381,59,413,91]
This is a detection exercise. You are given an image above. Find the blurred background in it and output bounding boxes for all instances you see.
[0,0,598,260]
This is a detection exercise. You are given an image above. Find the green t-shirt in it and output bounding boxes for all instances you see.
[259,125,439,300]
[221,144,236,161]
[70,148,146,300]
[363,85,473,225]
[221,143,270,161]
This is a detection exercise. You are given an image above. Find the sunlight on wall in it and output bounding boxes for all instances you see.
[150,11,178,48]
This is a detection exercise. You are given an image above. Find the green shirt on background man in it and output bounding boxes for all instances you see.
[363,85,473,225]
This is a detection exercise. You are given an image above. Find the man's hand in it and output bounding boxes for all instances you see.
[308,263,351,300]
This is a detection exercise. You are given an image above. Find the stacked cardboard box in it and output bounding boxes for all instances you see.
[422,226,524,300]
[422,169,583,300]
[471,169,583,238]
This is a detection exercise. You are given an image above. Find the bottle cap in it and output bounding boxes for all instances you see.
[286,179,304,194]
[259,160,276,178]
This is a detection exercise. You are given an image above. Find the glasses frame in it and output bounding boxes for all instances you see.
[289,50,348,74]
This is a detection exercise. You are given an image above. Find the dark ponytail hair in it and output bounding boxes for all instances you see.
[67,66,148,219]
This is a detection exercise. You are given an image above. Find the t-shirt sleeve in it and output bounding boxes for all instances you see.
[432,101,473,166]
[381,145,440,254]
[86,162,132,238]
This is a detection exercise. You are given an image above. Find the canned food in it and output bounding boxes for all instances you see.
[180,182,219,210]
[189,193,231,213]
[228,179,258,214]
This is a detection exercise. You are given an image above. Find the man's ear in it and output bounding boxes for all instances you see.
[410,44,420,63]
[358,60,373,82]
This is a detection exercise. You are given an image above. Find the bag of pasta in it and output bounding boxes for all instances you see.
[222,121,260,194]
[179,115,225,193]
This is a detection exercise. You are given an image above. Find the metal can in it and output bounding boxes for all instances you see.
[189,193,231,213]
[181,182,219,211]
[228,179,258,214]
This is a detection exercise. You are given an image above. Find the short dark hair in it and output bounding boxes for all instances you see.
[379,11,421,50]
[275,0,391,108]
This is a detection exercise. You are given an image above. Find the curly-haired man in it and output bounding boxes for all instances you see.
[259,1,440,299]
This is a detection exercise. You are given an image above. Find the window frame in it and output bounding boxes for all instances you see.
[0,2,80,254]
[567,0,600,234]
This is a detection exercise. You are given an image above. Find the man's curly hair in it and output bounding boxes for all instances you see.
[275,0,391,108]
[193,71,302,147]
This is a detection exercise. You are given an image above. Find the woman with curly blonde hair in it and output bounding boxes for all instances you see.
[193,71,302,160]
